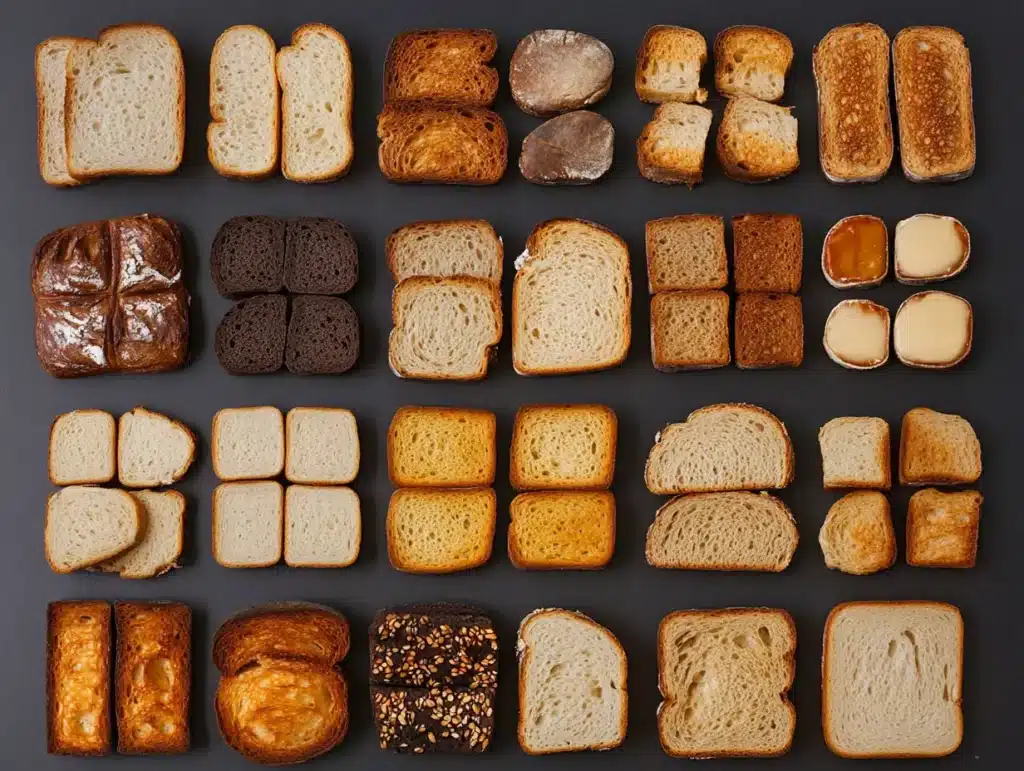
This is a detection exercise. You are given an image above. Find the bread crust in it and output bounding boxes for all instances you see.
[509,404,617,490]
[508,491,616,569]
[386,488,496,573]
[893,292,973,369]
[48,409,116,485]
[387,406,497,487]
[211,406,284,481]
[45,488,143,573]
[386,219,503,284]
[384,29,498,106]
[36,37,91,187]
[118,406,196,487]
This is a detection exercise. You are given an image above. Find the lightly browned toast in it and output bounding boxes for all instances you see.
[384,29,498,106]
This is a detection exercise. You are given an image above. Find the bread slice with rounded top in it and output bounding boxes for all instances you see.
[98,490,185,579]
[510,404,616,490]
[714,26,793,102]
[819,416,891,490]
[716,97,798,182]
[509,491,615,569]
[819,491,895,575]
[645,404,794,494]
[635,26,708,103]
[387,219,503,284]
[384,29,498,106]
[637,102,713,185]
[387,488,496,574]
[388,406,496,487]
[118,407,195,488]
[46,486,142,573]
[49,409,115,485]
[36,37,90,186]
[900,408,981,485]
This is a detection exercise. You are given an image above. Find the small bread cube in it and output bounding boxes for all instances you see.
[714,26,793,102]
[906,489,981,568]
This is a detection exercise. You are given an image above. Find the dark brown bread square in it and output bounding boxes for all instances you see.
[371,685,495,753]
[284,217,358,295]
[384,29,498,106]
[210,216,286,297]
[111,286,189,372]
[35,296,111,377]
[285,295,360,375]
[735,293,804,368]
[215,294,287,375]
[732,214,803,293]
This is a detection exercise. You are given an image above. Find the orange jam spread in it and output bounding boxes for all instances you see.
[824,216,888,286]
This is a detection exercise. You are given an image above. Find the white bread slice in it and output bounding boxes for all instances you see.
[513,219,631,375]
[66,25,185,178]
[823,601,963,758]
[899,407,981,486]
[819,491,895,575]
[386,219,503,284]
[637,103,713,185]
[517,609,627,754]
[893,291,972,369]
[894,214,970,284]
[117,407,195,488]
[819,416,891,489]
[212,481,283,568]
[716,96,798,182]
[658,609,795,757]
[36,37,89,186]
[285,407,359,485]
[284,485,360,568]
[646,492,797,571]
[98,490,185,578]
[45,487,142,573]
[208,25,279,179]
[645,404,794,494]
[635,26,708,103]
[276,24,353,182]
[212,407,285,481]
[823,299,890,370]
[49,409,116,485]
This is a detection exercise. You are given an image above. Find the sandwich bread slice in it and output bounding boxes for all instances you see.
[98,490,185,579]
[384,29,498,105]
[637,103,713,185]
[284,485,361,568]
[819,416,891,490]
[387,488,496,573]
[509,491,616,569]
[49,409,116,485]
[387,219,503,284]
[45,487,142,573]
[819,491,896,575]
[285,407,359,485]
[388,406,496,487]
[510,404,617,490]
[117,407,195,487]
[36,37,89,186]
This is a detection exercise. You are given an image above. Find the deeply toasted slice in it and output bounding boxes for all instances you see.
[645,404,793,494]
[509,491,615,569]
[824,300,890,370]
[819,417,891,490]
[717,97,798,182]
[906,489,982,568]
[635,26,707,103]
[734,293,804,369]
[284,485,361,568]
[98,490,185,579]
[49,409,115,485]
[900,408,981,486]
[513,219,631,375]
[646,214,727,292]
[387,488,496,573]
[36,37,89,186]
[212,406,284,481]
[819,491,895,575]
[212,481,284,568]
[285,407,359,485]
[388,406,496,487]
[518,609,627,753]
[510,404,616,490]
[646,492,797,571]
[894,214,970,284]
[651,290,730,371]
[714,26,793,101]
[117,407,195,487]
[387,219,503,284]
[384,29,498,106]
[822,215,889,288]
[893,291,972,369]
[45,487,142,573]
[637,103,713,185]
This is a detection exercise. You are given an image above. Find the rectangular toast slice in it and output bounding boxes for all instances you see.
[388,406,496,487]
[384,29,498,106]
[646,214,727,292]
[906,489,982,568]
[509,491,615,569]
[386,488,496,573]
[510,404,617,490]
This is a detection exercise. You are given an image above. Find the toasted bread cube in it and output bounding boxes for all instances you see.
[212,481,283,568]
[651,290,730,370]
[735,294,803,369]
[510,404,617,490]
[899,408,981,485]
[819,491,896,575]
[819,417,891,490]
[714,26,793,102]
[635,25,708,103]
[637,103,712,185]
[732,213,802,293]
[646,215,727,292]
[906,489,981,568]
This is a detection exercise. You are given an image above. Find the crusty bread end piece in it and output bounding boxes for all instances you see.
[819,491,896,575]
[635,25,708,103]
[36,37,90,186]
[117,407,196,487]
[716,97,798,182]
[49,409,116,485]
[714,26,793,102]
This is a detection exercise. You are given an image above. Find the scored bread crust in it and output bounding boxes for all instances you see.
[509,404,617,490]
[821,601,964,758]
[822,300,891,371]
[48,409,116,485]
[387,406,497,487]
[893,292,973,370]
[385,219,503,284]
[36,37,91,187]
[383,29,498,106]
[118,406,197,488]
[45,488,143,573]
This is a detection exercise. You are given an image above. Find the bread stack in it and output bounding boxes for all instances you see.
[211,407,361,568]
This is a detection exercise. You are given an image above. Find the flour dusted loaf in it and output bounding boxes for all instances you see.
[510,30,613,116]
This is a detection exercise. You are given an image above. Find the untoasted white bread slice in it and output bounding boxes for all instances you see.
[512,219,631,375]
[659,609,796,757]
[518,609,627,754]
[894,214,970,284]
[645,404,794,494]
[714,26,793,102]
[212,406,285,481]
[509,491,615,569]
[212,481,284,568]
[510,404,616,490]
[117,407,195,487]
[49,409,116,485]
[906,488,982,568]
[386,488,496,574]
[819,491,895,575]
[893,291,972,369]
[716,97,798,182]
[285,407,359,485]
[637,103,712,185]
[208,25,279,179]
[899,407,981,486]
[387,219,503,284]
[98,490,185,578]
[388,406,496,487]
[66,25,185,178]
[819,417,891,489]
[823,601,963,757]
[823,300,890,370]
[646,493,797,571]
[36,37,89,186]
[635,26,708,103]
[284,485,360,568]
[277,24,354,182]
[45,487,142,573]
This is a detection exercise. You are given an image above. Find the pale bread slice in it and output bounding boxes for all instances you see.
[284,485,360,568]
[49,409,116,485]
[212,407,285,481]
[36,37,89,186]
[818,416,891,489]
[510,404,616,490]
[285,407,359,485]
[212,481,284,568]
[98,490,185,578]
[893,291,973,369]
[823,300,890,370]
[45,487,142,573]
[117,407,195,488]
[819,491,896,575]
[386,219,503,284]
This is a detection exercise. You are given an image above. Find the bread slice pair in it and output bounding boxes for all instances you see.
[388,406,496,487]
[387,488,496,573]
[819,491,896,575]
[900,408,981,486]
[823,299,891,370]
[386,219,503,285]
[716,97,798,182]
[45,487,143,573]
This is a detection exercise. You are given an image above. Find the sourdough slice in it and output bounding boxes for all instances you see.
[646,492,797,571]
[208,25,279,179]
[658,609,795,757]
[388,406,496,487]
[387,488,496,574]
[98,490,185,579]
[645,214,727,292]
[637,103,713,185]
[716,97,798,182]
[277,24,354,182]
[384,29,498,106]
[285,407,359,485]
[117,407,195,487]
[819,491,896,575]
[513,219,631,375]
[900,408,981,485]
[284,485,361,567]
[823,601,963,757]
[377,102,508,184]
[650,290,730,370]
[517,609,627,753]
[714,26,793,101]
[635,26,708,103]
[212,481,284,568]
[49,409,116,485]
[389,277,502,381]
[66,25,185,178]
[211,406,284,481]
[387,219,503,284]
[36,37,89,186]
[819,417,891,490]
[510,404,616,490]
[645,404,794,494]
[906,489,982,568]
[45,487,142,573]
[813,24,893,182]
[509,491,616,569]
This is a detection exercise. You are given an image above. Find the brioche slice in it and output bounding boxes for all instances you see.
[98,490,185,579]
[645,404,793,494]
[115,602,191,753]
[646,492,797,571]
[635,26,708,103]
[714,26,793,101]
[894,214,970,284]
[285,407,359,485]
[212,406,284,481]
[646,214,727,292]
[277,24,354,182]
[510,404,616,490]
[388,406,496,487]
[47,601,111,755]
[518,609,627,753]
[66,25,185,178]
[819,491,896,575]
[900,408,981,486]
[284,485,361,567]
[36,37,89,186]
[893,291,972,369]
[823,300,890,370]
[893,27,975,182]
[49,409,115,485]
[906,489,982,568]
[212,481,284,568]
[45,487,142,573]
[208,25,279,179]
[117,407,195,487]
[637,103,713,185]
[513,219,631,375]
[389,277,502,381]
[509,492,615,569]
[819,417,891,490]
[717,97,798,182]
[387,219,503,284]
[651,290,730,370]
[387,488,496,574]
[384,29,498,106]
[658,609,795,757]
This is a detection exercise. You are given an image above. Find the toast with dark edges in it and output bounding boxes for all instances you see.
[384,29,498,106]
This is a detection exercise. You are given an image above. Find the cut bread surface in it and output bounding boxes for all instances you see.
[213,481,284,568]
[388,406,496,487]
[99,490,185,579]
[714,26,793,102]
[637,102,712,185]
[117,407,195,487]
[49,409,115,485]
[650,290,730,370]
[285,407,359,485]
[384,29,498,106]
[387,219,502,284]
[900,407,981,485]
[819,491,895,575]
[387,488,496,573]
[717,97,798,182]
[46,486,141,573]
[646,215,727,292]
[284,485,361,567]
[635,25,708,104]
[510,404,616,490]
[906,488,982,568]
[212,406,285,481]
[509,491,615,569]
[819,416,891,489]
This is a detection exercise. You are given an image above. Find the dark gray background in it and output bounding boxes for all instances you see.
[1,0,1020,767]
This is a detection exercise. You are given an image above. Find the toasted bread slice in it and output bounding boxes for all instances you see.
[819,417,891,489]
[284,485,361,568]
[510,404,616,490]
[98,490,185,579]
[734,293,804,369]
[637,103,713,185]
[819,491,895,575]
[894,214,970,284]
[114,602,190,753]
[49,409,116,485]
[822,215,889,288]
[714,26,793,101]
[387,488,496,574]
[906,489,982,568]
[36,37,90,186]
[813,24,893,182]
[509,491,615,569]
[900,408,981,486]
[893,291,972,369]
[824,300,890,370]
[285,407,359,485]
[646,215,727,292]
[717,97,798,182]
[893,27,975,182]
[388,406,496,487]
[117,407,195,487]
[635,26,708,103]
[387,219,503,284]
[211,406,284,481]
[650,290,730,370]
[732,212,803,293]
[213,481,284,568]
[384,29,498,105]
[45,487,142,573]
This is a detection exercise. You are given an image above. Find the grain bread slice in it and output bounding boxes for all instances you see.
[65,25,185,178]
[517,609,627,753]
[388,406,496,487]
[716,97,798,182]
[823,601,963,757]
[714,26,793,102]
[512,219,631,375]
[284,485,361,567]
[371,685,494,753]
[658,608,795,757]
[36,37,89,186]
[387,488,496,573]
[47,600,111,755]
[114,602,191,753]
[212,481,284,568]
[285,407,359,485]
[650,290,730,370]
[389,277,502,381]
[645,404,794,494]
[637,103,713,185]
[384,29,498,106]
[277,24,354,182]
[97,490,185,579]
[893,291,973,369]
[510,404,616,490]
[645,214,727,292]
[117,407,195,487]
[45,487,142,573]
[208,25,279,179]
[635,26,708,103]
[900,408,981,485]
[906,489,982,568]
[387,219,503,284]
[646,493,797,571]
[813,24,893,182]
[819,416,891,490]
[823,300,890,370]
[509,491,615,569]
[893,27,975,182]
[49,409,116,485]
[211,406,284,481]
[819,491,896,575]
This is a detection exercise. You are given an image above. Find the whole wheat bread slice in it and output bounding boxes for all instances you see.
[117,407,195,488]
[650,290,731,370]
[716,97,798,182]
[98,490,185,579]
[714,26,793,102]
[387,219,503,284]
[635,26,708,103]
[646,215,727,292]
[36,37,90,186]
[384,29,498,106]
[45,486,142,573]
[637,103,713,185]
[49,409,116,485]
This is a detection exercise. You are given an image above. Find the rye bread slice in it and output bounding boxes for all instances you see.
[285,295,360,375]
[284,217,358,295]
[211,216,286,296]
[215,294,287,375]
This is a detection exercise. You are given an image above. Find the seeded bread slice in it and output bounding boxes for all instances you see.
[387,219,503,284]
[716,97,798,182]
[45,486,142,573]
[388,406,496,487]
[98,490,185,579]
[714,26,793,101]
[49,409,116,485]
[36,37,90,186]
[117,407,196,488]
[510,404,616,490]
[371,685,495,753]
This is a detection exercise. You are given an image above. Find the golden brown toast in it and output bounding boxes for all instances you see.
[384,29,498,106]
[906,489,982,568]
[114,602,191,754]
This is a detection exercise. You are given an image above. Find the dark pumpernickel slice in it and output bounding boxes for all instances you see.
[285,295,360,375]
[214,294,287,375]
[210,216,286,297]
[371,685,495,754]
[284,218,359,295]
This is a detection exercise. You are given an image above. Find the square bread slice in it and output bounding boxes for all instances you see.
[714,26,793,102]
[906,489,982,568]
[646,215,727,292]
[819,417,891,490]
[716,97,798,182]
[819,491,896,575]
[285,407,359,485]
[36,37,90,186]
[823,601,963,758]
[49,409,116,485]
[900,407,981,485]
[513,219,631,375]
[212,406,285,481]
[384,29,498,106]
[732,213,803,293]
[635,25,708,103]
[98,490,185,579]
[659,609,796,757]
[387,488,495,574]
[637,103,713,185]
[284,485,361,568]
[388,406,496,487]
[213,481,284,568]
[735,294,804,369]
[118,407,196,487]
[387,219,503,284]
[510,404,616,490]
[509,491,615,569]
[651,290,730,370]
[45,487,142,573]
